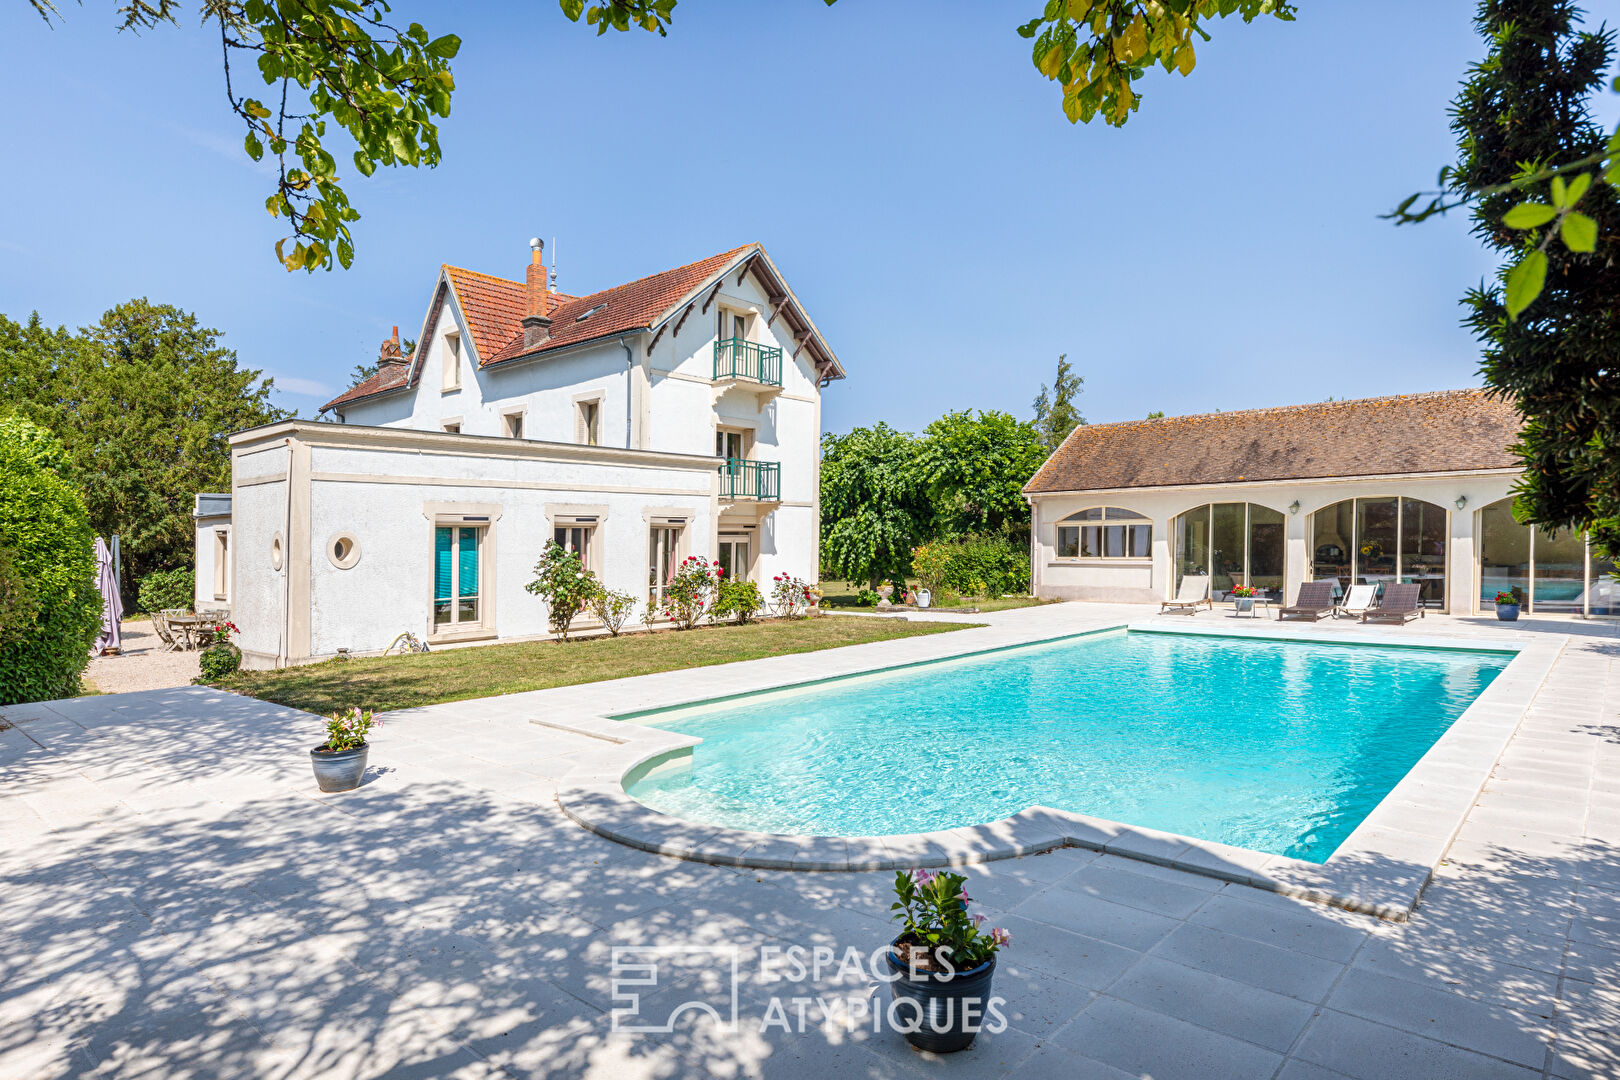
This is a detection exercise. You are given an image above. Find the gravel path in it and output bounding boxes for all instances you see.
[84,620,200,694]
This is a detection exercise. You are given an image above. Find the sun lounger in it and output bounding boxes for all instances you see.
[1362,582,1425,624]
[1161,574,1211,615]
[1279,580,1335,621]
[1335,583,1378,620]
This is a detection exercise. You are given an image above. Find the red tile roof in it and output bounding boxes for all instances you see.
[1024,389,1523,494]
[481,244,755,365]
[321,242,838,414]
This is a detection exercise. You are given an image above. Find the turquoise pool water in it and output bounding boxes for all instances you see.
[625,631,1512,862]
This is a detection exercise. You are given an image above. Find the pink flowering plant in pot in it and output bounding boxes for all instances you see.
[310,707,379,793]
[885,868,1010,1053]
[662,555,719,629]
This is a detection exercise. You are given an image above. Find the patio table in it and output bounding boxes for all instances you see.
[165,614,214,651]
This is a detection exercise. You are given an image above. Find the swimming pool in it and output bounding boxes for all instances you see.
[624,630,1511,862]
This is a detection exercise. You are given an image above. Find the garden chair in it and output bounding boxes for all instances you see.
[1161,575,1211,615]
[1335,584,1378,620]
[151,610,180,653]
[1362,582,1425,624]
[1279,581,1335,621]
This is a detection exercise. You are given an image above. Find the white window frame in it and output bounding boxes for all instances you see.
[575,393,604,446]
[1055,507,1152,561]
[432,523,486,634]
[502,407,526,439]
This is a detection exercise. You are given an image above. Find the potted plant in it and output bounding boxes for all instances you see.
[885,868,1011,1053]
[1494,589,1522,621]
[1229,583,1258,612]
[310,707,378,793]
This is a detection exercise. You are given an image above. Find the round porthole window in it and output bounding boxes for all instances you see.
[327,532,361,570]
[271,531,284,571]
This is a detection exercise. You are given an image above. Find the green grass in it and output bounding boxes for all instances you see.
[216,614,976,715]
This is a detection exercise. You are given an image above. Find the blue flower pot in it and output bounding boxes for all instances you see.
[1496,603,1521,622]
[885,938,997,1053]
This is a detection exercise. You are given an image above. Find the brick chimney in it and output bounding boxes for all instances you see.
[377,325,407,377]
[522,237,552,349]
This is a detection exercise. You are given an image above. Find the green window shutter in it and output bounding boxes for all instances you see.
[458,527,479,597]
[434,527,452,601]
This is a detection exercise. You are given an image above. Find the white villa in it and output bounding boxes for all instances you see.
[218,241,842,668]
[1025,389,1617,616]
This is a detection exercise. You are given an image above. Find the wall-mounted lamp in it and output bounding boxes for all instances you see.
[1455,495,1468,511]
[1288,500,1301,515]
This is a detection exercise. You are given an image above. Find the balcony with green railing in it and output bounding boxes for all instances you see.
[713,337,783,388]
[718,458,781,502]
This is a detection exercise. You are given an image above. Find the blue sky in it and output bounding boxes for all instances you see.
[3,0,1617,432]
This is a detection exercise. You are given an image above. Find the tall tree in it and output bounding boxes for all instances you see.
[1032,353,1086,452]
[913,410,1048,539]
[0,302,293,593]
[1442,1,1620,553]
[819,423,931,588]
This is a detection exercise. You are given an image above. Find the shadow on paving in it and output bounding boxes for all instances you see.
[0,687,1616,1078]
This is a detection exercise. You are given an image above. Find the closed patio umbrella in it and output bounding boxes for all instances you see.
[93,536,123,656]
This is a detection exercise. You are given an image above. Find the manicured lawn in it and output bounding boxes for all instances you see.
[217,615,975,714]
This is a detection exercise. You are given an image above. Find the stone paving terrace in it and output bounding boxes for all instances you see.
[3,603,1620,1079]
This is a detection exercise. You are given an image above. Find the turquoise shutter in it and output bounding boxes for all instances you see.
[434,527,452,601]
[458,527,479,596]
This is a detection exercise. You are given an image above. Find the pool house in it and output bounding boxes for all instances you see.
[1024,388,1617,616]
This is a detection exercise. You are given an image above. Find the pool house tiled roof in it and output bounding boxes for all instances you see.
[1024,388,1523,495]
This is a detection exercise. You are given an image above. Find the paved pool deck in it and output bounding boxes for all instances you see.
[3,602,1619,1079]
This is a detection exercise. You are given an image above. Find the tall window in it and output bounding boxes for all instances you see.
[1173,503,1286,601]
[648,525,682,607]
[442,332,461,391]
[433,525,483,628]
[577,400,601,446]
[717,429,746,461]
[1055,507,1150,560]
[718,535,750,581]
[1479,497,1615,615]
[1309,498,1449,609]
[212,530,229,600]
[553,524,595,571]
[504,411,524,439]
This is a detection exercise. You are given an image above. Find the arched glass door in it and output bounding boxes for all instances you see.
[1309,498,1449,609]
[1173,503,1287,601]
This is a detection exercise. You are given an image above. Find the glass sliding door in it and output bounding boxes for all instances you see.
[1400,497,1449,608]
[1591,550,1619,615]
[1533,527,1587,614]
[1356,497,1399,587]
[1248,505,1286,601]
[1310,501,1355,592]
[1479,499,1531,607]
[1174,507,1210,596]
[1211,503,1246,597]
[1476,496,1618,615]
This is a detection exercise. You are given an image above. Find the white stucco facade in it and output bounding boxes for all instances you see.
[221,242,841,667]
[191,493,232,610]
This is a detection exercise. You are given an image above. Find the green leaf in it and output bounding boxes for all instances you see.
[425,34,461,58]
[1561,211,1598,253]
[1550,175,1568,208]
[1502,202,1557,229]
[1505,249,1548,321]
[244,132,264,161]
[1564,172,1593,206]
[559,0,584,20]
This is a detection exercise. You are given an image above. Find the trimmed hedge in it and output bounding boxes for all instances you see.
[0,416,101,705]
[137,566,194,614]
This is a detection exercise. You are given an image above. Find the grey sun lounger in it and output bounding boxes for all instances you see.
[1161,574,1211,614]
[1361,582,1425,624]
[1279,580,1336,621]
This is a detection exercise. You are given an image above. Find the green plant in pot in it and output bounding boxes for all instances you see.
[311,707,378,793]
[1229,583,1258,612]
[1494,589,1523,622]
[886,868,1011,1053]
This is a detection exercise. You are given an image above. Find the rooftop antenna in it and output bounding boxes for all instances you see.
[549,236,558,293]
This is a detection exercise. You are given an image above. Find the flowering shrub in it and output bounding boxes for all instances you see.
[197,641,241,681]
[320,706,377,752]
[1229,584,1258,598]
[525,542,598,640]
[208,619,240,644]
[910,543,951,594]
[712,579,764,624]
[890,868,1010,973]
[663,556,719,629]
[589,586,637,636]
[771,573,811,618]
